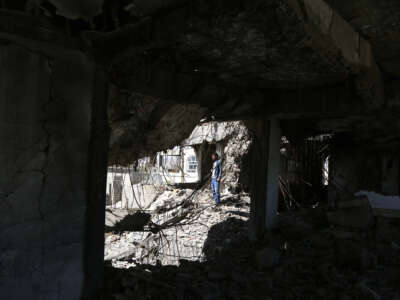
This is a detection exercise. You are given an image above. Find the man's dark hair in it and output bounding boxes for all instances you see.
[212,153,219,159]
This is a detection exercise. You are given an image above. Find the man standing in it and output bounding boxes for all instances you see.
[211,153,222,204]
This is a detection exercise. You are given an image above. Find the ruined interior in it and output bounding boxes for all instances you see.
[1,0,400,299]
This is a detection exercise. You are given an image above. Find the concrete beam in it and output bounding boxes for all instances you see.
[286,0,384,109]
[212,83,368,122]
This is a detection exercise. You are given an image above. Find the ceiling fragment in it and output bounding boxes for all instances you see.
[47,0,103,19]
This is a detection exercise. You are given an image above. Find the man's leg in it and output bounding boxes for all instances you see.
[215,180,220,204]
[211,179,216,201]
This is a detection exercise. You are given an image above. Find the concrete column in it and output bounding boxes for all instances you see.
[0,45,108,299]
[247,118,281,240]
[266,119,281,229]
[194,145,203,181]
[82,66,109,298]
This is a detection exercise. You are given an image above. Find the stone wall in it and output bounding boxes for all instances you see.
[220,122,252,194]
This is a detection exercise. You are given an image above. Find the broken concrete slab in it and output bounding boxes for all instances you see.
[355,191,400,218]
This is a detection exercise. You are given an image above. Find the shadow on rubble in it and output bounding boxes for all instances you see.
[98,217,254,300]
[105,210,151,233]
[98,211,400,300]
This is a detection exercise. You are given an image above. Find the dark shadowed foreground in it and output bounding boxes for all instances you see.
[99,208,400,300]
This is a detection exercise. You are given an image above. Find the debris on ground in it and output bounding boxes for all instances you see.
[104,186,250,267]
[100,186,400,300]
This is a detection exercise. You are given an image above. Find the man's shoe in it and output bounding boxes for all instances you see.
[213,205,221,211]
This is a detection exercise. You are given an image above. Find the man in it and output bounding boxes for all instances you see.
[211,153,222,204]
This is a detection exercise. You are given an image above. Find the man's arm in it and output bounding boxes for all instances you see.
[216,160,222,181]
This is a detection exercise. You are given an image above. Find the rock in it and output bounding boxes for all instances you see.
[327,198,374,229]
[255,247,281,269]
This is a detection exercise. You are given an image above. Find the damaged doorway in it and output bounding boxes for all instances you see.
[279,134,332,210]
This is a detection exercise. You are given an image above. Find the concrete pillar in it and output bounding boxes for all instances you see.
[194,145,203,181]
[82,66,109,298]
[0,45,108,299]
[266,119,281,228]
[247,118,281,240]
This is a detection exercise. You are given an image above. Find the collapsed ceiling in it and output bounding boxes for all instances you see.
[2,0,400,163]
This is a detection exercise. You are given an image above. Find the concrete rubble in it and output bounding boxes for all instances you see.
[100,184,400,300]
[355,191,400,218]
[105,186,251,267]
[326,196,374,229]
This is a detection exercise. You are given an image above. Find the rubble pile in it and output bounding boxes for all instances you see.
[220,122,252,194]
[102,198,400,299]
[105,186,251,267]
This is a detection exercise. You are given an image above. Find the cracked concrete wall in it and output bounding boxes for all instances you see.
[0,44,98,299]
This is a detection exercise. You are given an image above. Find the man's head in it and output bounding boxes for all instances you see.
[211,153,219,161]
